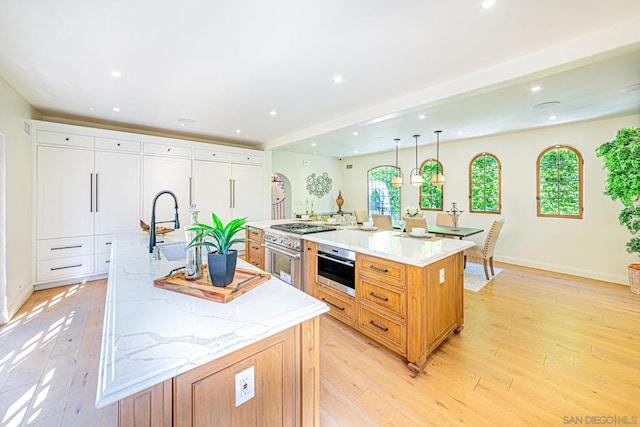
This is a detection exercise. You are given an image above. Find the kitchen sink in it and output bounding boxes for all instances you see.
[158,242,187,261]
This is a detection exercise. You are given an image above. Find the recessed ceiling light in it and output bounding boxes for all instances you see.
[457,131,464,136]
[353,131,358,136]
[177,118,196,126]
[236,129,242,133]
[245,134,249,138]
[111,70,122,78]
[481,0,496,8]
[530,85,541,93]
[270,110,277,116]
[418,114,426,120]
[354,150,358,154]
[311,142,316,147]
[549,115,557,120]
[89,107,95,111]
[334,75,343,83]
[112,107,120,112]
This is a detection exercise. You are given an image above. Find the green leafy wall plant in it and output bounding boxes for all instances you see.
[595,127,640,256]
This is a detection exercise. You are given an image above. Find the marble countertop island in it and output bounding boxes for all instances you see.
[248,220,475,266]
[95,231,328,408]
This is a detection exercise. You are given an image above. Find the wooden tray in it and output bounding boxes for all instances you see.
[154,266,271,303]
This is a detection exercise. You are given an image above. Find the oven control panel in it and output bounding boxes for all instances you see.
[264,233,302,252]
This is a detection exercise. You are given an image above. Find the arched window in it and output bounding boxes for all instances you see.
[419,159,443,211]
[367,166,401,222]
[537,145,583,218]
[469,153,501,213]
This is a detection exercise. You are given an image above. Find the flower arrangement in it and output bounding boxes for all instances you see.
[404,206,420,217]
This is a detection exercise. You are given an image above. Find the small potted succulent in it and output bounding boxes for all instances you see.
[186,212,247,287]
[596,126,640,294]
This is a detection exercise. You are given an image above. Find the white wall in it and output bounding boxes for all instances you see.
[271,150,343,216]
[0,75,40,322]
[339,114,640,285]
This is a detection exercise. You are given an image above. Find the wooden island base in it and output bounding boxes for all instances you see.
[118,317,320,427]
[305,241,465,377]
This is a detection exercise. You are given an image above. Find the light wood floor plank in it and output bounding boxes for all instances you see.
[0,263,639,426]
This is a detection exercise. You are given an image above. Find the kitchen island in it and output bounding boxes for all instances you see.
[95,231,328,426]
[248,221,475,376]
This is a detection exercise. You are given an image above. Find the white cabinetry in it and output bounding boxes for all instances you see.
[34,123,141,287]
[32,121,266,289]
[192,149,264,224]
[142,151,192,230]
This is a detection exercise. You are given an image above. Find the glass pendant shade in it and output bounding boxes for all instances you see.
[410,171,423,187]
[431,173,446,187]
[391,138,403,187]
[432,130,445,187]
[409,134,423,187]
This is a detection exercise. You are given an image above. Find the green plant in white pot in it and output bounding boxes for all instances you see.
[595,126,640,294]
[186,212,248,287]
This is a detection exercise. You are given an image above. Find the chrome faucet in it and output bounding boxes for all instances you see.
[149,190,180,253]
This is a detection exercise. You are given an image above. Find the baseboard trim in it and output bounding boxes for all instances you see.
[34,272,109,291]
[496,255,628,285]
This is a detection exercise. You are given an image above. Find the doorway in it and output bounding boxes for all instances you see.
[0,133,7,323]
[271,173,291,220]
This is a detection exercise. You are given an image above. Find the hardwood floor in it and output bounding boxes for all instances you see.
[1,264,639,426]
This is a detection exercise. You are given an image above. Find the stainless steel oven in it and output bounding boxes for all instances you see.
[316,243,356,297]
[263,228,304,291]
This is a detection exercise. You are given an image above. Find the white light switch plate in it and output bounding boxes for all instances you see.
[235,366,255,407]
[439,268,445,284]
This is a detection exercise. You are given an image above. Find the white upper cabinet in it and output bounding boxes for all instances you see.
[231,163,265,221]
[37,146,95,239]
[192,160,232,224]
[94,151,141,235]
[142,155,192,229]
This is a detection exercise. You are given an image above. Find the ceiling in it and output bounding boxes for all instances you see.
[0,1,639,158]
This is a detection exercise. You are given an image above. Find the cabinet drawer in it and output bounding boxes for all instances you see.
[37,130,94,148]
[358,278,406,318]
[95,235,114,255]
[247,227,264,240]
[95,253,112,273]
[247,240,263,258]
[317,284,355,326]
[143,142,192,157]
[358,306,406,354]
[95,137,141,152]
[37,236,93,260]
[357,254,405,286]
[232,152,263,165]
[193,148,233,162]
[37,255,93,282]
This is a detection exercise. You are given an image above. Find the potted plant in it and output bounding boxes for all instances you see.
[186,212,248,287]
[595,126,640,294]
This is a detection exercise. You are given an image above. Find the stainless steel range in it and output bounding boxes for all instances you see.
[263,223,335,292]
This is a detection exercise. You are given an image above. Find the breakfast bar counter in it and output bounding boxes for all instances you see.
[96,231,328,426]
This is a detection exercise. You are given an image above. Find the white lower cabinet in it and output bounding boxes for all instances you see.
[37,255,93,282]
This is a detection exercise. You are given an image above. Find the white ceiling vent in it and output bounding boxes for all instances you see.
[22,121,31,136]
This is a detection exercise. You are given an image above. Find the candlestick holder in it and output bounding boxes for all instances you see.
[446,202,463,231]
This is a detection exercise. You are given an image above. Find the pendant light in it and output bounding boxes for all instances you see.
[431,130,446,187]
[391,138,403,187]
[409,134,423,187]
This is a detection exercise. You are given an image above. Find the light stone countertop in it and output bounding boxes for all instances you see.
[95,231,328,408]
[249,220,475,267]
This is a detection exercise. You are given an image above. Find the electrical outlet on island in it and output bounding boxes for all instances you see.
[235,365,255,407]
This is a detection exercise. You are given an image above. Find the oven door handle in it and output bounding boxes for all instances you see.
[317,253,355,267]
[264,244,301,259]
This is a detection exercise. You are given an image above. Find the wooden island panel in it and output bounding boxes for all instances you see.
[118,317,320,426]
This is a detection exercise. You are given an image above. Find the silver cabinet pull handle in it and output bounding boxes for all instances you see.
[51,264,82,271]
[95,173,99,212]
[90,173,93,212]
[51,245,82,251]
